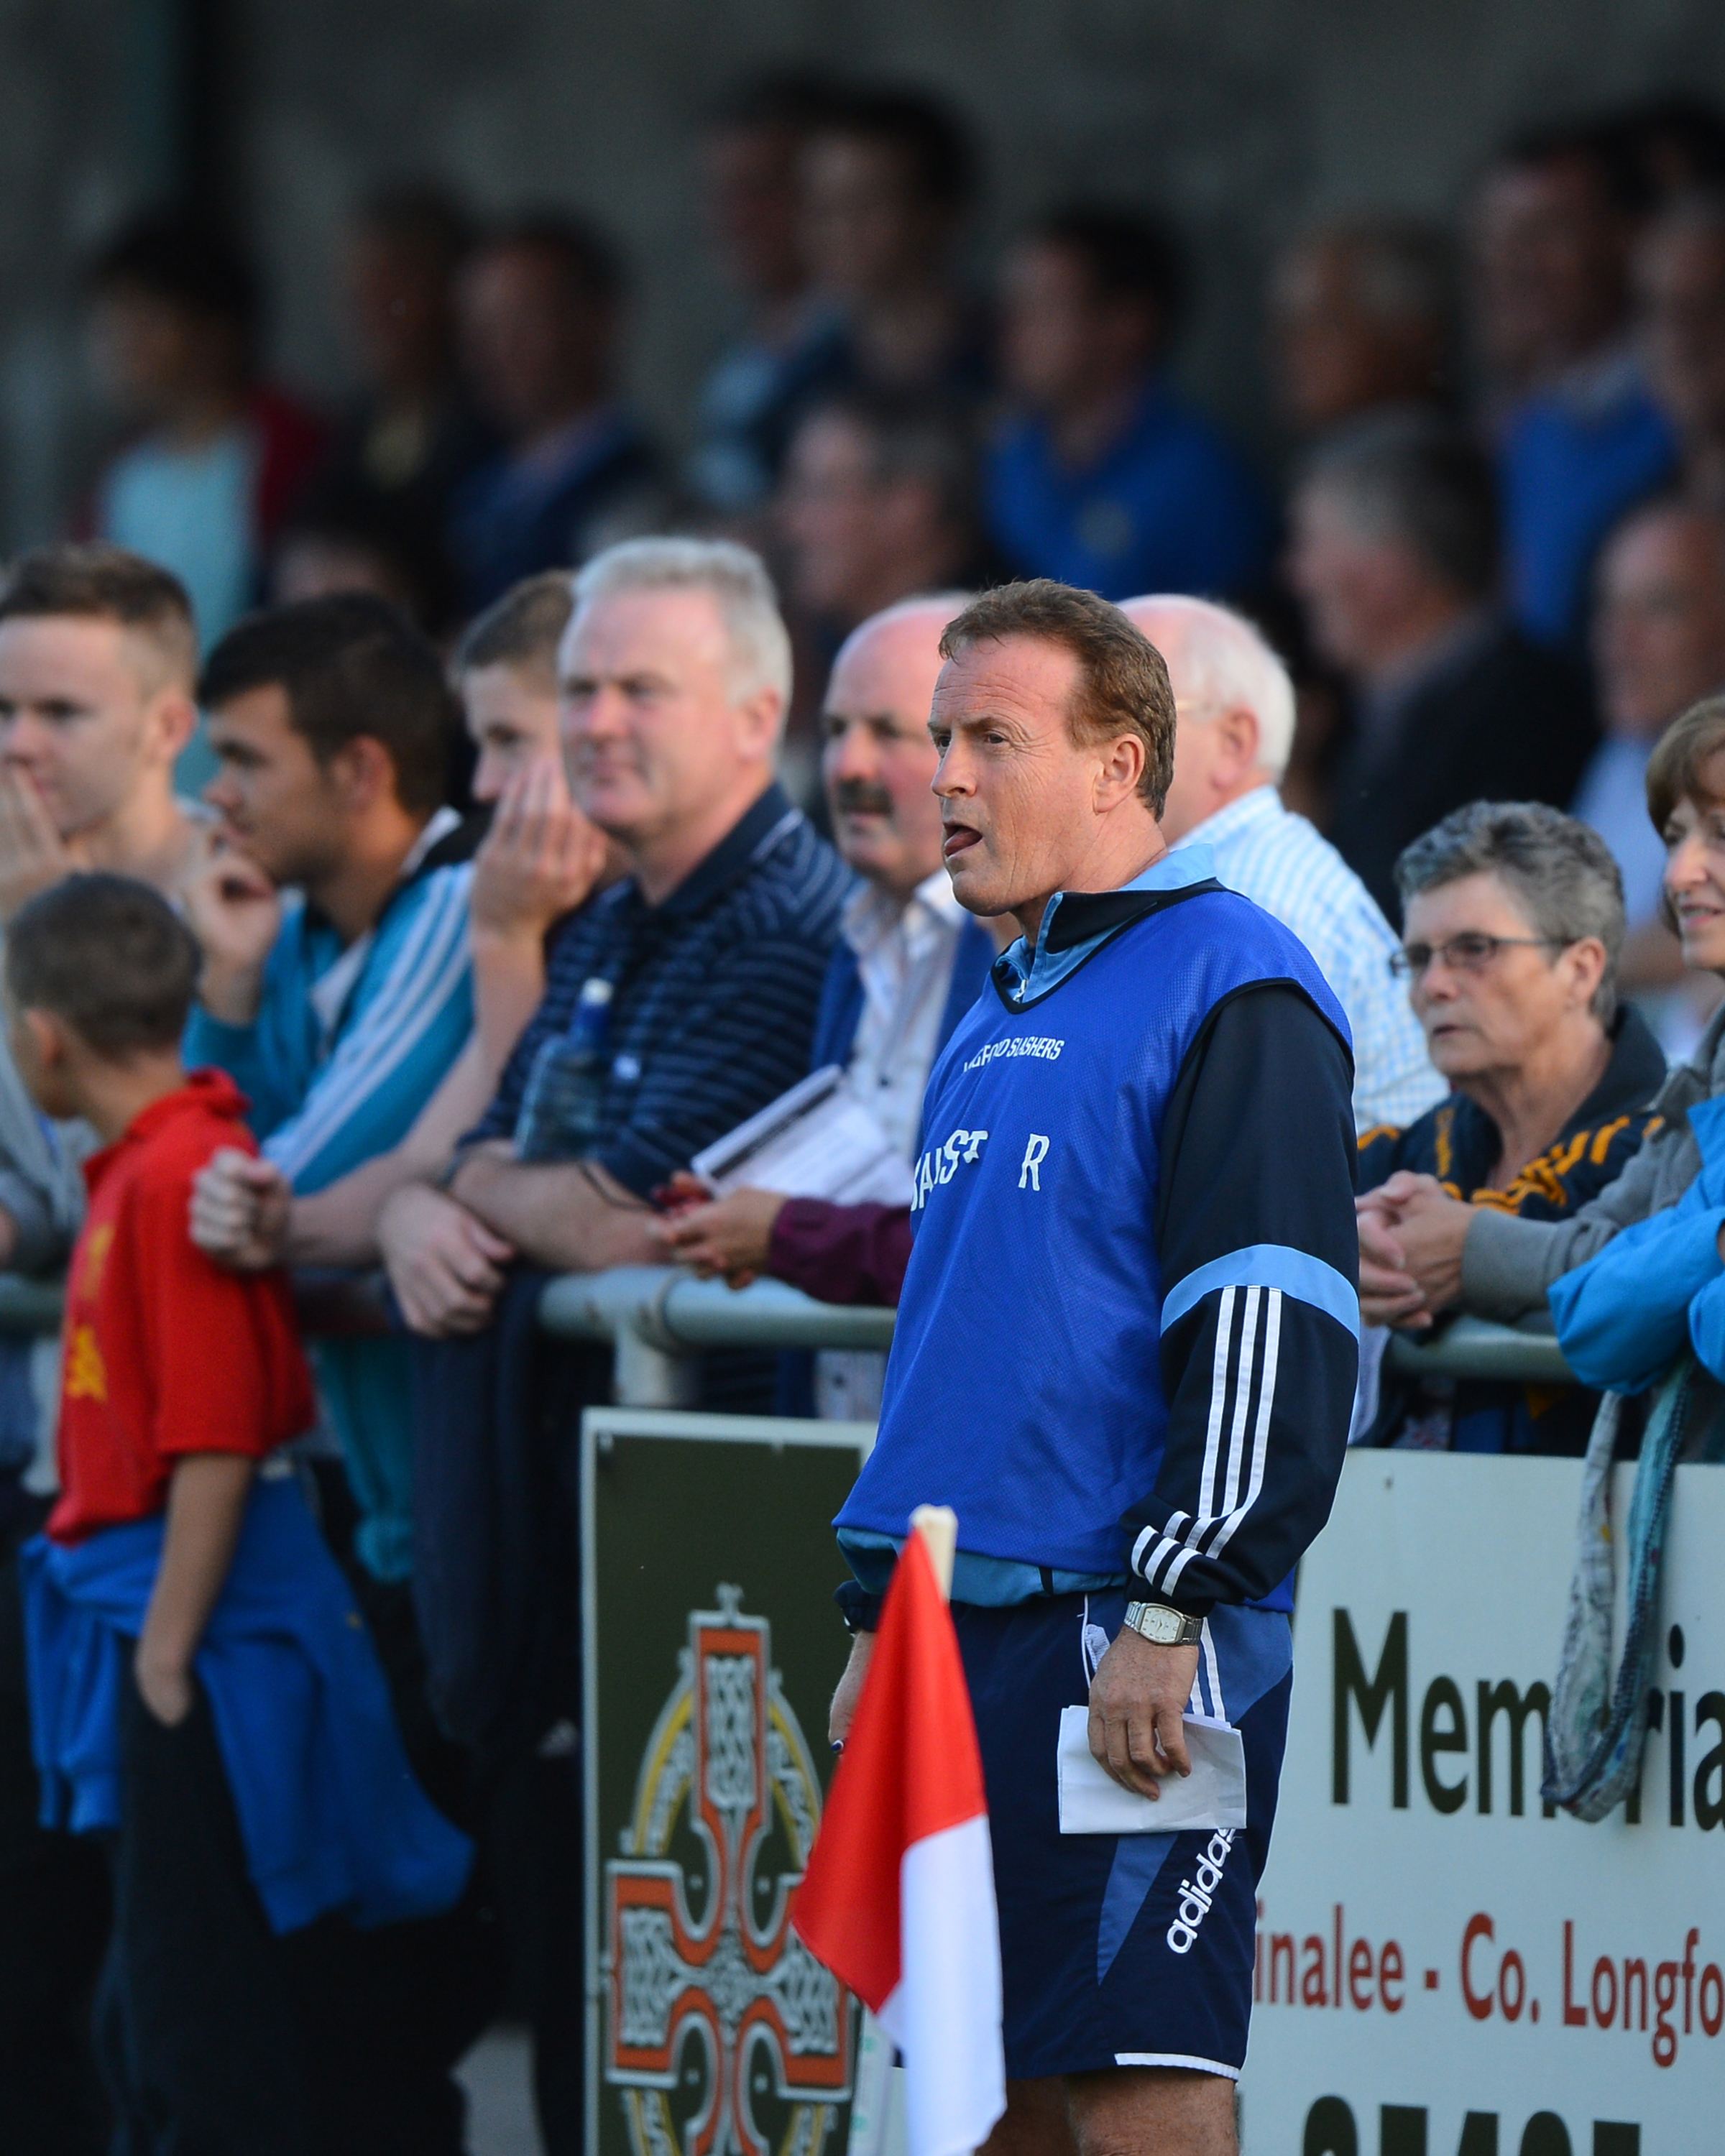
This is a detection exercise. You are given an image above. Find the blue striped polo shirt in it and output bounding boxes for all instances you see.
[467,782,852,1191]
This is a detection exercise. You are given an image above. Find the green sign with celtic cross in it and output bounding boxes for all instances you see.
[581,1407,872,2156]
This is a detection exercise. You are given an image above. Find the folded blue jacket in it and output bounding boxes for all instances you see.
[1549,1095,1725,1393]
[21,1473,472,1935]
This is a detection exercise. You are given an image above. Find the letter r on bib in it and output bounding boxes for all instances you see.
[1018,1134,1050,1190]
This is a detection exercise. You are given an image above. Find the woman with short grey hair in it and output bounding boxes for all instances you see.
[1353,799,1667,1451]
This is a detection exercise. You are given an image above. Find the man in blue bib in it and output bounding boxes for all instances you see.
[831,580,1358,2155]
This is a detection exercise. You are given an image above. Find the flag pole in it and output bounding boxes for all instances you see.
[909,1505,957,1602]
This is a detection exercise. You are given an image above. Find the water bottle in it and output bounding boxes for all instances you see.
[513,977,615,1161]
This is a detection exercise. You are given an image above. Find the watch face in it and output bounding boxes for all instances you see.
[1135,1604,1182,1644]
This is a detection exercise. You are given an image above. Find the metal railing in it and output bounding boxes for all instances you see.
[0,1265,1575,1402]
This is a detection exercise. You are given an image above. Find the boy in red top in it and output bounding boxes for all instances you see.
[11,874,469,2154]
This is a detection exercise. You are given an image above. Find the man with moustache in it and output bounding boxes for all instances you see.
[656,595,999,1409]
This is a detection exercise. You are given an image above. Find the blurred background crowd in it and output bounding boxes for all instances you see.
[35,65,1725,1049]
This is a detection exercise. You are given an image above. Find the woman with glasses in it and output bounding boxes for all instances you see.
[1355,798,1665,1450]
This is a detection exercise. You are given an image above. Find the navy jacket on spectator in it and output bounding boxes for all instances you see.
[1499,359,1677,651]
[1328,617,1598,920]
[445,407,665,616]
[985,374,1274,603]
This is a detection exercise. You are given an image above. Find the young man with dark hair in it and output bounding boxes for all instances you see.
[448,218,666,613]
[183,592,477,1584]
[987,204,1273,602]
[800,88,990,405]
[10,873,469,2156]
[294,184,490,633]
[86,215,327,658]
[188,570,614,1330]
[688,72,850,515]
[1471,124,1678,648]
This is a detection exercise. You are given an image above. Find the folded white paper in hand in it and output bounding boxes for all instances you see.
[689,1065,914,1207]
[1057,1704,1248,1834]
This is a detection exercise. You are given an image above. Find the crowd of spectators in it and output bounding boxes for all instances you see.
[6,66,1725,2156]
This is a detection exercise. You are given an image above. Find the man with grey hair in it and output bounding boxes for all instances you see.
[1126,592,1443,1130]
[436,535,851,1281]
[1288,419,1596,916]
[1355,799,1665,1450]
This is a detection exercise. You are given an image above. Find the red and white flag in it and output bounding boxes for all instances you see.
[794,1510,1006,2156]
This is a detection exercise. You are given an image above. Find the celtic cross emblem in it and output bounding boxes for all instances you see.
[606,1585,855,2156]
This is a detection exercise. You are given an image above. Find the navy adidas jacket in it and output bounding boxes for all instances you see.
[837,848,1360,1616]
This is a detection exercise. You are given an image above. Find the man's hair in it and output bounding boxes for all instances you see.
[0,543,198,691]
[351,181,472,272]
[1285,218,1453,328]
[572,537,793,712]
[200,594,454,814]
[6,874,199,1056]
[707,70,845,137]
[816,88,977,211]
[1126,594,1297,780]
[1026,205,1188,341]
[1394,801,1625,1023]
[454,571,575,685]
[1489,118,1630,209]
[795,387,980,540]
[939,580,1177,816]
[1647,692,1725,833]
[1302,417,1500,599]
[477,213,626,308]
[89,214,260,337]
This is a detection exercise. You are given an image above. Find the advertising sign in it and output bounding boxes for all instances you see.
[1242,1452,1725,2156]
[581,1407,872,2156]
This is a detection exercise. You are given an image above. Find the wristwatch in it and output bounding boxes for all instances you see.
[1123,1600,1205,1647]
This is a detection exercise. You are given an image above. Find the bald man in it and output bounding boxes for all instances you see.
[657,596,1000,1404]
[1126,593,1443,1132]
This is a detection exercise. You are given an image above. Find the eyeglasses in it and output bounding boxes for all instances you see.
[1389,932,1565,980]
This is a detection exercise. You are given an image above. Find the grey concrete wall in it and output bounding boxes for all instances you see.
[12,0,1725,545]
[0,0,137,545]
[238,0,1725,452]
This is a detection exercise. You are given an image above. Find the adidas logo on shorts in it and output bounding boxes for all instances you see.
[1165,1829,1236,1955]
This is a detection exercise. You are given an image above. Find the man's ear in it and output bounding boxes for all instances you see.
[19,1005,67,1071]
[1095,729,1148,811]
[325,735,399,814]
[144,688,199,766]
[736,688,786,763]
[1214,704,1264,785]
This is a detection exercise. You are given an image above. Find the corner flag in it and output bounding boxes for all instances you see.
[794,1508,1005,2156]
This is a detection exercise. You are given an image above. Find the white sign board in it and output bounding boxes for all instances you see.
[1241,1452,1724,2156]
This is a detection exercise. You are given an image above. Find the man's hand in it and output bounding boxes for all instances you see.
[1356,1189,1430,1329]
[652,1182,788,1287]
[1375,1171,1473,1317]
[0,766,73,923]
[181,838,282,1023]
[829,1629,875,1749]
[190,1148,292,1271]
[377,1179,516,1336]
[133,1642,196,1726]
[470,758,609,945]
[1087,1627,1201,1798]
